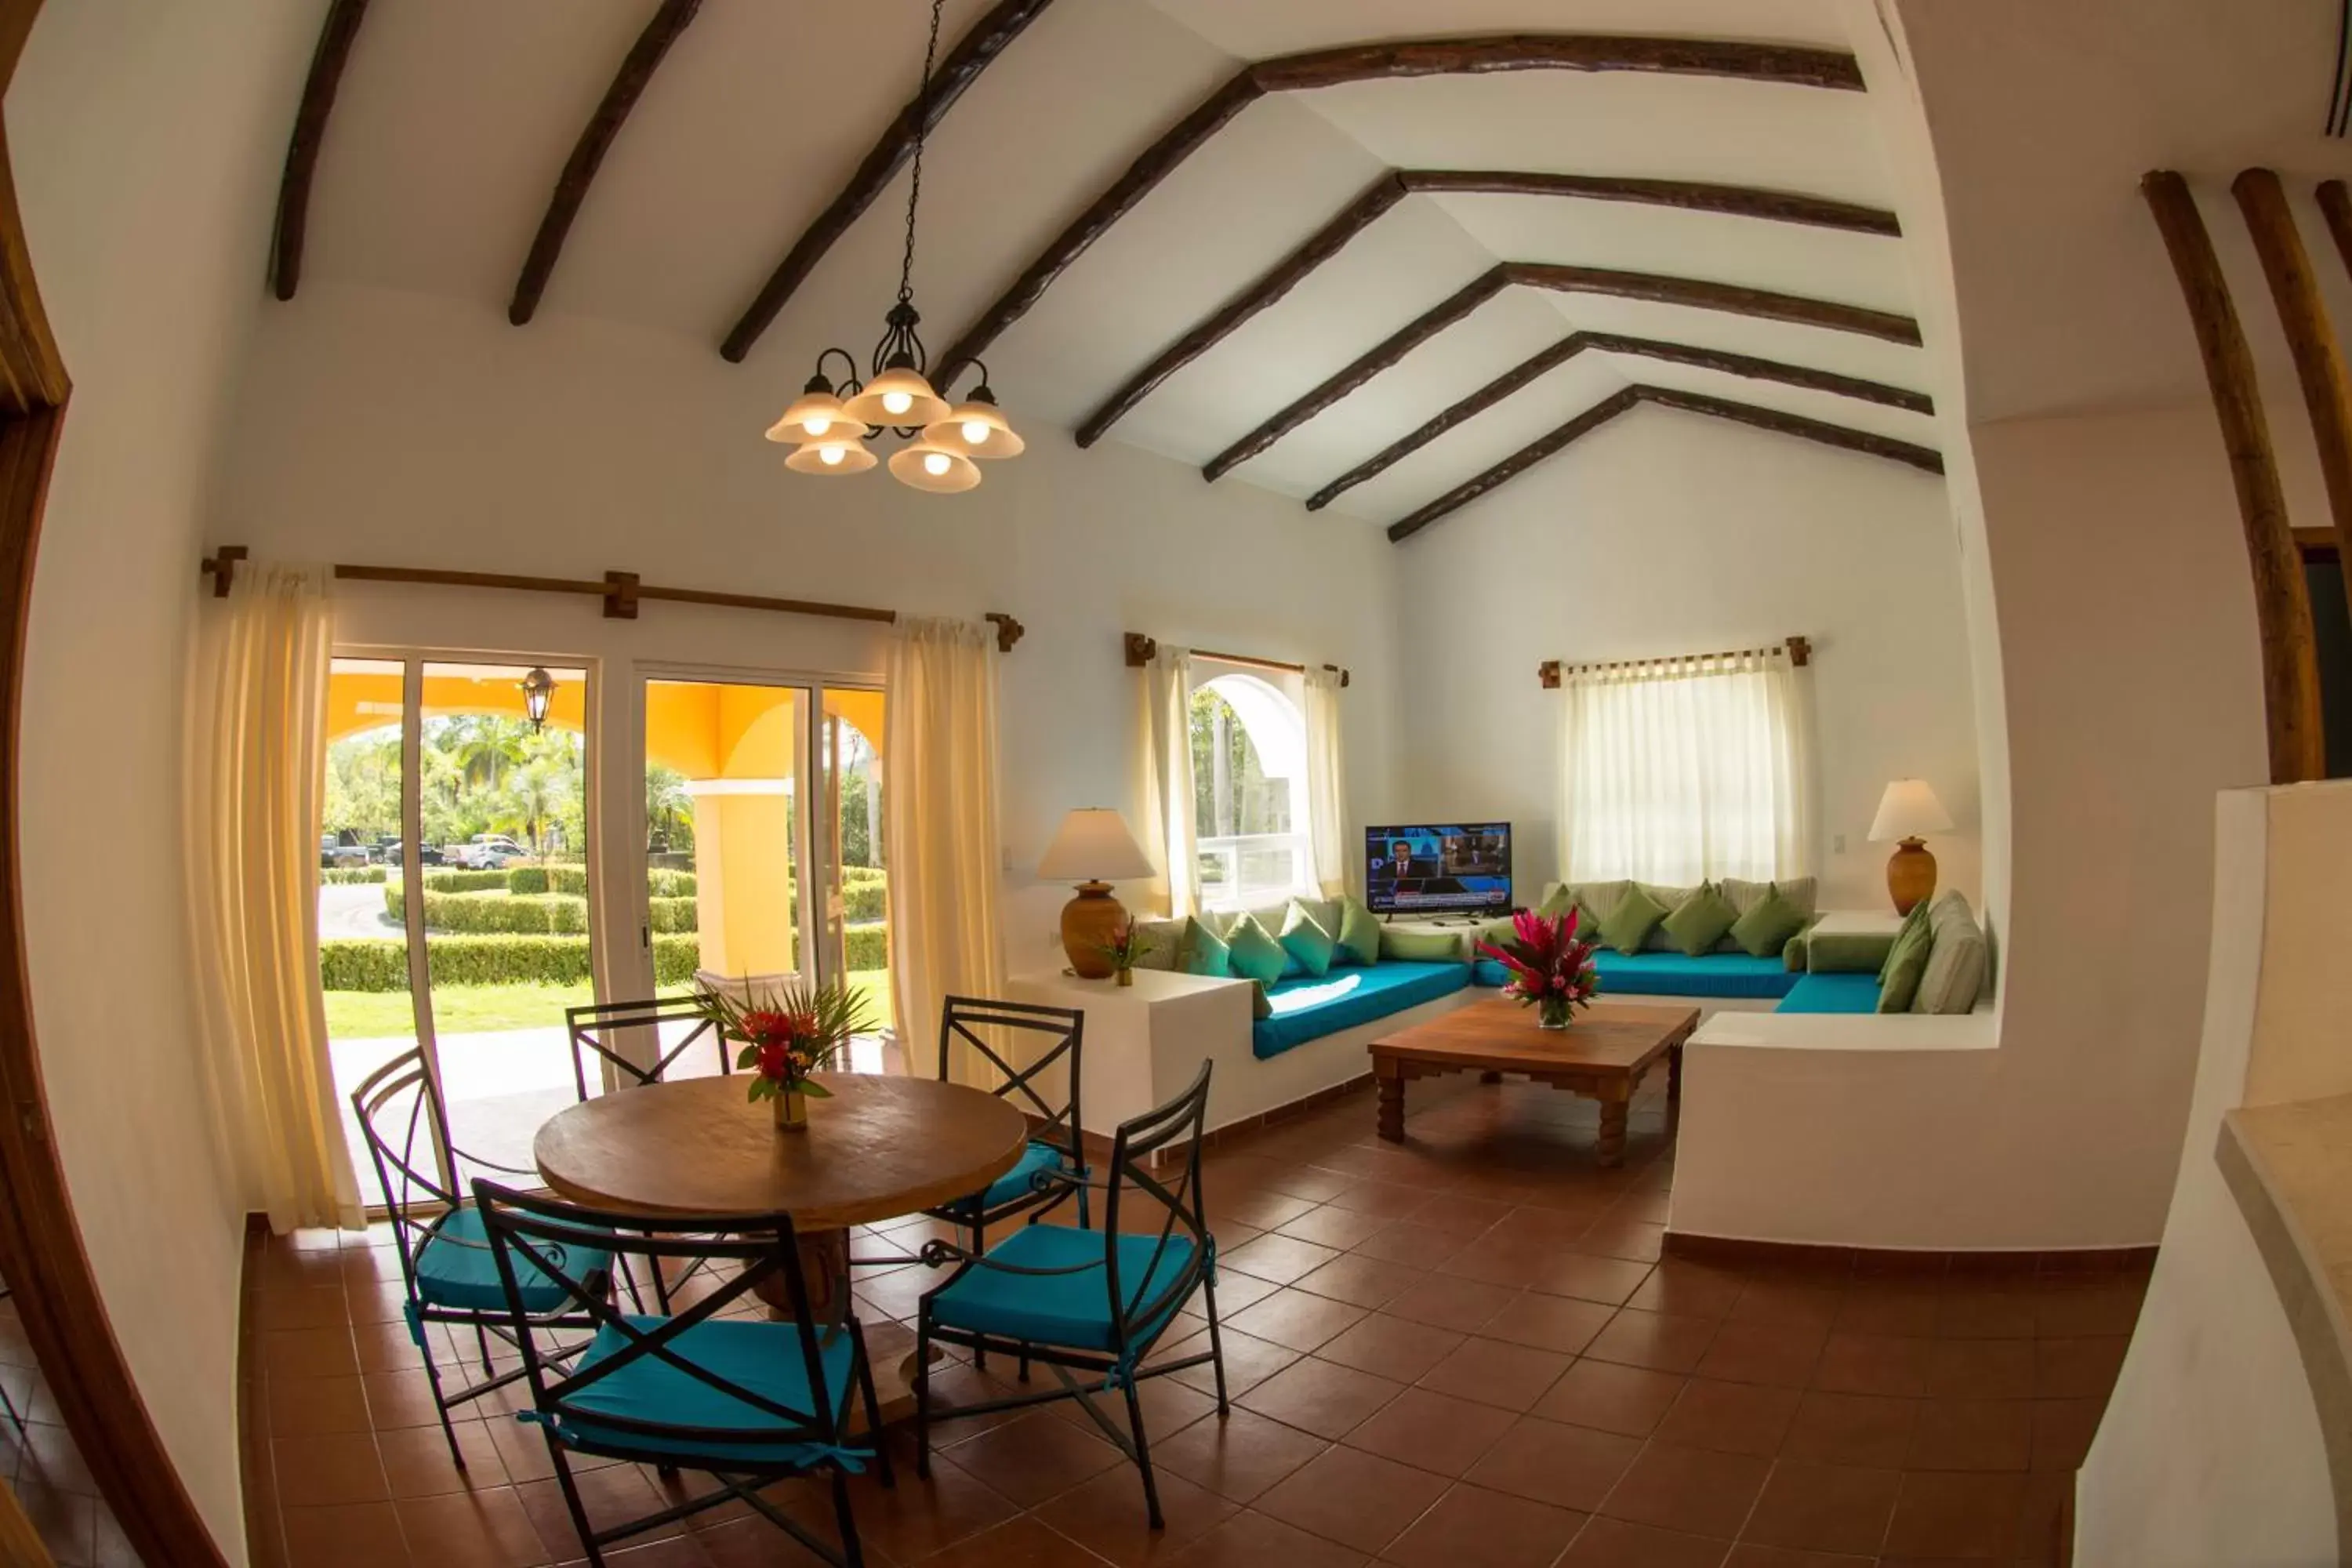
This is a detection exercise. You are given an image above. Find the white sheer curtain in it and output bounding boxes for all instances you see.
[187,561,362,1233]
[884,617,1006,1086]
[1136,645,1200,917]
[1556,647,1817,885]
[1301,666,1348,898]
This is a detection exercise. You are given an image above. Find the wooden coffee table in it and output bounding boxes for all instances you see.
[1370,997,1700,1166]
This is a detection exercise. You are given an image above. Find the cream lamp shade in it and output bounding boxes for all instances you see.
[1868,779,1954,842]
[887,442,982,493]
[843,363,949,429]
[1038,808,1155,883]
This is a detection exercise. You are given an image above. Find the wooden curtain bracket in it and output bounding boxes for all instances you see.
[1129,631,1352,686]
[1786,635,1812,667]
[199,545,247,597]
[1123,632,1157,667]
[1538,659,1562,690]
[602,570,640,620]
[1326,663,1352,688]
[985,612,1025,653]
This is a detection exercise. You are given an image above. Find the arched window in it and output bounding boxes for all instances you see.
[1190,671,1312,909]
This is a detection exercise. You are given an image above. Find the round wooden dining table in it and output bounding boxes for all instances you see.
[534,1069,1031,1399]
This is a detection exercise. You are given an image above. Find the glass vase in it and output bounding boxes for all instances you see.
[772,1083,808,1131]
[1537,996,1573,1030]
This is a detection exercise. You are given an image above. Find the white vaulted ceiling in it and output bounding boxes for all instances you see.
[287,0,1940,530]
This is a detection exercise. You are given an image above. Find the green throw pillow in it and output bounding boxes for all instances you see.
[1660,883,1739,958]
[1596,882,1668,956]
[1224,913,1290,987]
[1279,901,1338,978]
[1181,917,1231,978]
[1877,916,1936,1012]
[1334,897,1381,967]
[1379,926,1466,964]
[1878,899,1933,982]
[1131,916,1185,972]
[1729,884,1808,960]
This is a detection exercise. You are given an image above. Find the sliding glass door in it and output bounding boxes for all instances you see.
[318,654,596,1197]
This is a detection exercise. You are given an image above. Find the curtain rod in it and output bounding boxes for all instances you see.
[1122,631,1350,688]
[1539,634,1809,688]
[197,546,1025,652]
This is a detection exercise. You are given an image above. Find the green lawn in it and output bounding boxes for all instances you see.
[324,971,894,1039]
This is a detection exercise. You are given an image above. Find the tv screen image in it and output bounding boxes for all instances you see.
[1364,822,1512,916]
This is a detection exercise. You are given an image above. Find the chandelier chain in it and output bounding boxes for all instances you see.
[898,0,947,307]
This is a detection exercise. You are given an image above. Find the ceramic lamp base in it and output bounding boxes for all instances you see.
[1886,837,1937,916]
[1060,881,1127,979]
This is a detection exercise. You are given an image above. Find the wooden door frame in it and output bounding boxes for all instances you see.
[0,3,233,1562]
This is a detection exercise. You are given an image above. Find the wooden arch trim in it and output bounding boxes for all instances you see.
[1075,168,1902,448]
[508,0,703,326]
[717,0,1057,363]
[0,6,235,1562]
[1385,384,1941,543]
[931,32,1866,383]
[269,0,369,302]
[1306,330,1932,510]
[1203,262,1922,483]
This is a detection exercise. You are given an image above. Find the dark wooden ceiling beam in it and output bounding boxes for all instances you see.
[1206,263,1920,483]
[1203,266,1508,481]
[1078,169,1900,448]
[1386,383,1940,543]
[934,32,1866,382]
[1307,330,1931,510]
[718,0,1058,362]
[510,0,702,327]
[1387,387,1641,542]
[270,0,371,301]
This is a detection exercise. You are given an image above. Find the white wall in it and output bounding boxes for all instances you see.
[213,282,1402,980]
[7,0,326,1555]
[1392,406,1976,911]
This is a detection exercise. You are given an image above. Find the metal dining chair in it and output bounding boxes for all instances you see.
[350,1047,614,1468]
[913,1061,1225,1530]
[474,1178,891,1568]
[920,996,1088,1233]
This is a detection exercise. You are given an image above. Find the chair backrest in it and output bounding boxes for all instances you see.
[350,1047,463,1300]
[1100,1060,1214,1359]
[938,996,1084,1159]
[471,1180,852,1462]
[564,995,728,1101]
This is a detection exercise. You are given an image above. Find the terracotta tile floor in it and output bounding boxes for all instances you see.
[241,1072,2142,1566]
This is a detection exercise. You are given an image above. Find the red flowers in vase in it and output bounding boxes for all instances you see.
[694,978,877,1124]
[1475,907,1600,1029]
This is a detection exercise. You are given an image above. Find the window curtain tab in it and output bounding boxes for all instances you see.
[187,560,363,1233]
[1301,666,1348,898]
[1138,645,1199,918]
[884,617,1007,1088]
[1555,647,1817,886]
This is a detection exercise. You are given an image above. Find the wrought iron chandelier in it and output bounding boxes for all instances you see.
[765,0,1023,493]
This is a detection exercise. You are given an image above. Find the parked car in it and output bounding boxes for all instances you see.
[379,839,444,867]
[452,834,528,869]
[320,833,370,869]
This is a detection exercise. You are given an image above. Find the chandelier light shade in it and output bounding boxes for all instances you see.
[888,442,982,493]
[843,362,949,429]
[765,0,1018,495]
[786,439,879,475]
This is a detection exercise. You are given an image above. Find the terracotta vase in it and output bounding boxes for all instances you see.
[772,1083,808,1131]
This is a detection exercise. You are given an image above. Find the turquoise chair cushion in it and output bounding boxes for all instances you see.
[1774,972,1885,1014]
[551,1315,863,1467]
[1250,960,1470,1059]
[416,1206,612,1314]
[926,1224,1196,1352]
[1472,950,1800,1000]
[975,1141,1073,1210]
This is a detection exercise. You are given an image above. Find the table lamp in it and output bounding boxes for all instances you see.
[1038,808,1156,978]
[1869,779,1953,916]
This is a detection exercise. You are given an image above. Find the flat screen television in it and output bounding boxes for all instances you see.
[1364,822,1512,916]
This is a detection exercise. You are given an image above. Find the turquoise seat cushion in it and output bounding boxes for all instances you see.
[974,1140,1071,1210]
[926,1223,1196,1352]
[416,1206,611,1314]
[552,1314,863,1467]
[1776,972,1885,1014]
[1472,950,1798,1000]
[1251,960,1469,1059]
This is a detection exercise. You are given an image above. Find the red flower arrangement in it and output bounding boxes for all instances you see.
[1475,907,1600,1029]
[694,977,877,1128]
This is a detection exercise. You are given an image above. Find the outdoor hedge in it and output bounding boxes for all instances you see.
[844,922,887,971]
[842,880,886,923]
[320,934,702,991]
[423,869,507,894]
[646,895,699,935]
[648,869,697,899]
[383,887,591,935]
[320,867,387,885]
